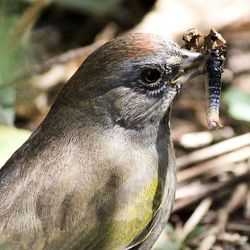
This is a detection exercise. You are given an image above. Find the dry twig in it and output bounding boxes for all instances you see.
[177,133,250,169]
[179,198,212,241]
[218,183,248,232]
[177,146,250,182]
[174,171,250,212]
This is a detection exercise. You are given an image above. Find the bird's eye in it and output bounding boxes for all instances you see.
[141,68,161,84]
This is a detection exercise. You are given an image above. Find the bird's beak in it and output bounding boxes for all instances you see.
[172,49,204,84]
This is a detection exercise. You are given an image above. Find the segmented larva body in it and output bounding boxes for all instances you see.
[182,28,227,129]
[204,48,226,129]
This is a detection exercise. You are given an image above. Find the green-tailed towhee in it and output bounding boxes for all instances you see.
[0,33,202,250]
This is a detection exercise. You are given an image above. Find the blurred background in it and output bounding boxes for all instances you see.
[0,0,250,249]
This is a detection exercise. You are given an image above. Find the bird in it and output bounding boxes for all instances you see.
[0,33,202,250]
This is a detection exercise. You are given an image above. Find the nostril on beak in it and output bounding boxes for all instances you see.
[171,49,204,84]
[180,49,204,68]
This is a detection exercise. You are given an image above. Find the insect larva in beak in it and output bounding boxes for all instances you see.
[182,28,227,130]
[204,48,226,129]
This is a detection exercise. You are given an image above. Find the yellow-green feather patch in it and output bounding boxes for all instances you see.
[85,177,162,250]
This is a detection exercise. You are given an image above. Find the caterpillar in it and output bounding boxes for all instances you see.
[183,28,227,129]
[203,30,227,129]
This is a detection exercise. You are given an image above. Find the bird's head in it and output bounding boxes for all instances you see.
[61,33,203,130]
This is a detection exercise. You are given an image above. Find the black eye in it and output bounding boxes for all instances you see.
[141,68,161,84]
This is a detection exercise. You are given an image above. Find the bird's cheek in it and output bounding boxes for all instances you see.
[163,86,178,101]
